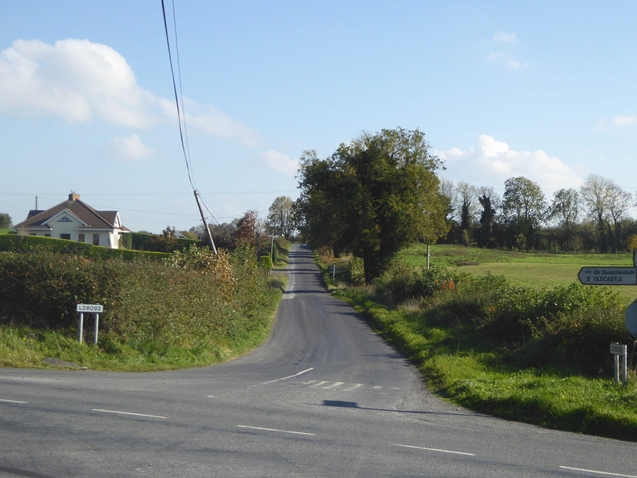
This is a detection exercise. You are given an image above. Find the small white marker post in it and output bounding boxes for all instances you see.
[610,343,628,386]
[332,264,336,281]
[76,304,104,344]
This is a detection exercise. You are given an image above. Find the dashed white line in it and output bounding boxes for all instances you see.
[237,425,315,436]
[92,409,167,419]
[256,368,314,386]
[322,382,344,389]
[559,466,637,477]
[0,399,27,404]
[342,384,362,391]
[393,444,475,457]
[310,381,329,388]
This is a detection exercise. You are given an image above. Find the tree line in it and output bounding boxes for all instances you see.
[441,174,637,253]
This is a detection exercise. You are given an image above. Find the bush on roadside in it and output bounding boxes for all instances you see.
[0,245,278,350]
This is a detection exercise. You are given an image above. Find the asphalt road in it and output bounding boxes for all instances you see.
[1,244,636,477]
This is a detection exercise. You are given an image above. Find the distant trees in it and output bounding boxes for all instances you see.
[265,196,295,238]
[0,213,11,229]
[439,174,636,253]
[296,127,449,282]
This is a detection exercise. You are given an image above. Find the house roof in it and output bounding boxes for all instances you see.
[14,193,129,232]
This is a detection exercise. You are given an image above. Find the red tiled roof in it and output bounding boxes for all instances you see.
[15,196,128,232]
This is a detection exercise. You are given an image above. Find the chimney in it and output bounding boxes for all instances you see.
[69,192,80,201]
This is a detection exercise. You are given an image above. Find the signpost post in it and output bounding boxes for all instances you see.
[76,304,104,344]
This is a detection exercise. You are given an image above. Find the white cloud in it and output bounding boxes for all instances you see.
[261,150,299,176]
[505,59,530,70]
[483,32,529,70]
[493,31,519,45]
[102,134,155,161]
[436,135,582,190]
[0,38,258,144]
[612,115,637,127]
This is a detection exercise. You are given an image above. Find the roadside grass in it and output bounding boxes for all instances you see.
[315,249,637,441]
[401,244,637,304]
[335,285,637,441]
[0,229,12,235]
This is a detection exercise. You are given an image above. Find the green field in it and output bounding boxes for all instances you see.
[400,244,637,303]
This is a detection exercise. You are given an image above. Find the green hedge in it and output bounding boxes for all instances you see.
[130,232,204,252]
[0,246,278,347]
[0,235,170,261]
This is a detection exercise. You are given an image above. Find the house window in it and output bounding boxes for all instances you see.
[45,234,51,237]
[30,233,36,236]
[78,234,85,243]
[60,234,71,240]
[57,217,72,222]
[93,234,100,246]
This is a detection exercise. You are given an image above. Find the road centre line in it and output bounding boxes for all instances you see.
[256,368,314,386]
[559,466,637,477]
[0,399,27,404]
[393,444,475,457]
[92,409,167,419]
[237,425,315,436]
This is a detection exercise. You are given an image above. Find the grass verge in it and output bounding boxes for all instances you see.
[316,252,637,442]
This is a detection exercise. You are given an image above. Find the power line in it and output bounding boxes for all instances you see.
[160,0,194,190]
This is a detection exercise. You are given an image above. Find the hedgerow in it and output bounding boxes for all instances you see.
[0,245,280,350]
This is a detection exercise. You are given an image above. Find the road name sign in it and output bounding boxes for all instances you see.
[76,304,103,313]
[577,267,637,285]
[610,343,626,355]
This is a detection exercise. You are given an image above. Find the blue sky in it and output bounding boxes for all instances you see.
[2,1,637,232]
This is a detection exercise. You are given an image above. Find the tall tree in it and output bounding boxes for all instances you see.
[580,174,613,252]
[606,182,632,251]
[502,177,547,249]
[0,213,11,229]
[265,196,295,238]
[548,188,579,250]
[297,127,449,282]
[232,210,263,248]
[477,194,496,248]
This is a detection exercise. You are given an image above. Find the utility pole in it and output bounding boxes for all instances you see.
[193,190,217,254]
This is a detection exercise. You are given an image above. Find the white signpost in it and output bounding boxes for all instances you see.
[577,266,637,285]
[76,304,103,344]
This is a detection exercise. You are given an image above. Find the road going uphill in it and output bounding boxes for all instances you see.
[0,245,635,477]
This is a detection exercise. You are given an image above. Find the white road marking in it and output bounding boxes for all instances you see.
[237,425,315,436]
[0,399,27,404]
[372,386,382,389]
[393,443,475,457]
[559,466,637,477]
[391,387,400,390]
[341,384,362,391]
[310,381,329,388]
[207,395,215,398]
[256,367,314,386]
[322,382,344,389]
[92,409,167,419]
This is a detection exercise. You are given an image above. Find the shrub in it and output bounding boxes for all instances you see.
[0,245,277,349]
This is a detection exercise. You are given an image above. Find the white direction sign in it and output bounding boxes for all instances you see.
[577,267,637,286]
[76,304,104,313]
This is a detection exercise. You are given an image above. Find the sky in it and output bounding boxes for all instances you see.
[1,0,637,233]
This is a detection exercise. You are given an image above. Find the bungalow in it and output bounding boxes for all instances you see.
[14,193,129,249]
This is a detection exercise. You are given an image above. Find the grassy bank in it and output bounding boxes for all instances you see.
[401,244,637,303]
[0,245,285,371]
[317,250,637,441]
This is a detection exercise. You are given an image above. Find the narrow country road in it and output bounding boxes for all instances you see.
[0,244,635,477]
